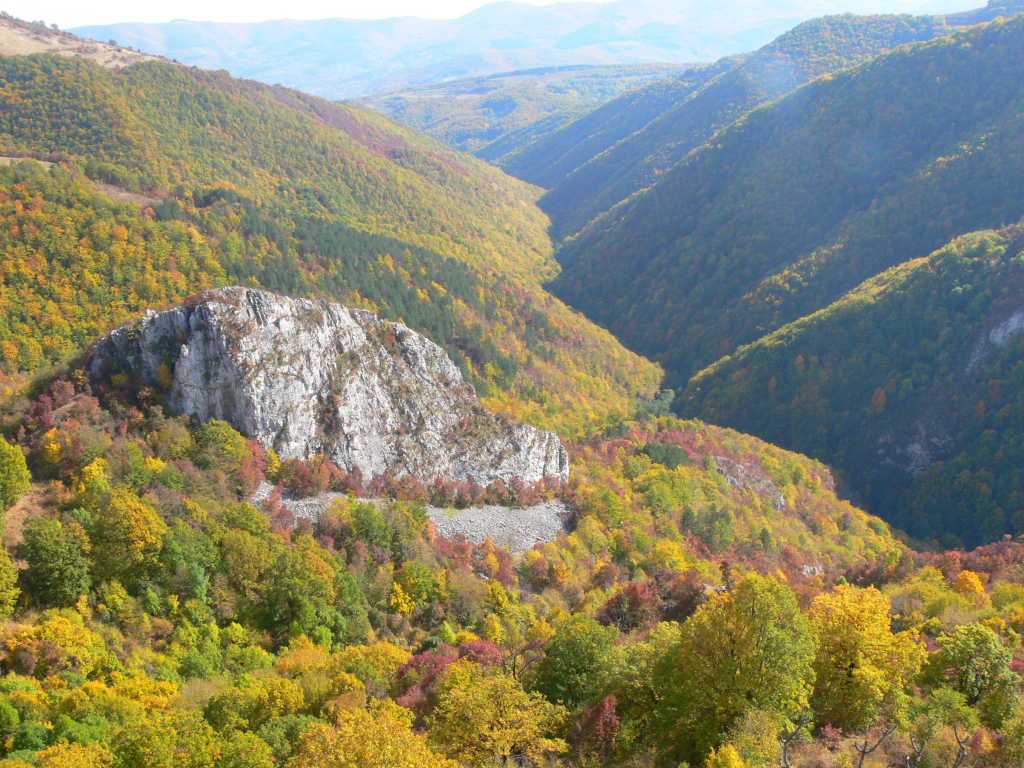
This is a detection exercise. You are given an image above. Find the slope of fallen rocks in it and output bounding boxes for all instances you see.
[424,502,571,554]
[250,483,570,554]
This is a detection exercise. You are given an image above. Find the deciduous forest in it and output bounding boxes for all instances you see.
[1,4,1024,768]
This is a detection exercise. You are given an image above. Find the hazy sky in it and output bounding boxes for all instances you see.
[5,0,976,30]
[5,0,573,28]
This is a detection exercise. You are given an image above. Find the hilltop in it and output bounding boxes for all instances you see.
[72,0,940,98]
[0,15,158,68]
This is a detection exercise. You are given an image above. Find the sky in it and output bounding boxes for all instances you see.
[3,0,575,28]
[3,0,978,31]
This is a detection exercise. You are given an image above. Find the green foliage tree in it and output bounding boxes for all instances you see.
[0,438,30,511]
[927,622,1021,728]
[655,574,815,763]
[17,517,91,607]
[907,688,979,768]
[531,614,616,709]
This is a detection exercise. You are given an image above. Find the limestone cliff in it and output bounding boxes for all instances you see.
[88,287,568,484]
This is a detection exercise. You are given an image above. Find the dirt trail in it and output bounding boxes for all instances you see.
[0,157,53,168]
[93,181,162,208]
[0,18,159,69]
[3,483,48,567]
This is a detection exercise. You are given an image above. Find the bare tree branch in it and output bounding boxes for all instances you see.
[854,725,898,768]
[778,711,810,768]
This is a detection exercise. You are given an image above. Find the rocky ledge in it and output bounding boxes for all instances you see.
[88,287,568,485]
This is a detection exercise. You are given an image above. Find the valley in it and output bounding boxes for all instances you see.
[0,2,1023,767]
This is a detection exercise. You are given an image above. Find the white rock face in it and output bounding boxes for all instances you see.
[990,309,1024,349]
[89,287,568,484]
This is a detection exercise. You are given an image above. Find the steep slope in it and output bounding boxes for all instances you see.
[539,12,960,238]
[500,57,742,189]
[550,15,1024,387]
[680,227,1024,549]
[563,415,899,574]
[358,64,689,162]
[0,54,661,436]
[71,0,933,98]
[88,287,569,484]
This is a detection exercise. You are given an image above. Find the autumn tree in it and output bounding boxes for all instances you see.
[110,711,224,768]
[291,700,458,768]
[428,660,567,767]
[90,487,167,582]
[809,584,925,730]
[0,545,19,619]
[33,741,115,768]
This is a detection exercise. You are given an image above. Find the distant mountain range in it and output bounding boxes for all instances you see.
[70,0,973,98]
[356,64,691,163]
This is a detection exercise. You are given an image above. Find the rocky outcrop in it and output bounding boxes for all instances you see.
[88,287,568,484]
[713,456,786,511]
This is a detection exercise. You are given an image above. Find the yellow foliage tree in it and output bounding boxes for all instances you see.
[706,745,748,768]
[953,570,985,597]
[0,437,30,510]
[332,641,411,688]
[91,486,167,580]
[427,660,567,768]
[389,583,415,616]
[34,741,114,768]
[76,458,110,509]
[265,449,283,482]
[290,700,458,768]
[809,584,926,730]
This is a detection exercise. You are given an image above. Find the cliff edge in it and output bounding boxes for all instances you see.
[88,287,568,485]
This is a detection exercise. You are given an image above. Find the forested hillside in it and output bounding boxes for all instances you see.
[551,15,1024,386]
[358,64,688,166]
[0,55,661,436]
[0,368,1022,767]
[537,12,959,238]
[1,17,1024,768]
[499,58,740,189]
[681,227,1024,549]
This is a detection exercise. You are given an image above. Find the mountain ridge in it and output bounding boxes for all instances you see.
[532,9,984,238]
[549,14,1024,385]
[71,0,941,98]
[0,52,660,437]
[680,226,1024,548]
